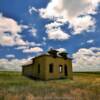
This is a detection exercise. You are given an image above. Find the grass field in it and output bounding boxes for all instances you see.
[0,71,100,100]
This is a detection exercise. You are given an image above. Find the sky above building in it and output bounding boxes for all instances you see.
[0,0,100,71]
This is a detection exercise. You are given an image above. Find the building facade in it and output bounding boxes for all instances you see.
[22,54,73,80]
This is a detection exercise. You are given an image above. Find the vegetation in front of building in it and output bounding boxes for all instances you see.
[0,71,100,100]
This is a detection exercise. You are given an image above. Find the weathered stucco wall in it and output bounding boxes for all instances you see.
[44,56,73,80]
[22,65,33,77]
[22,55,73,80]
[32,56,46,80]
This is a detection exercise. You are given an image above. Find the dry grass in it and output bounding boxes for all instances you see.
[0,71,100,100]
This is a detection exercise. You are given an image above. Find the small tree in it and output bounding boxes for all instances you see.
[59,51,68,59]
[48,48,58,57]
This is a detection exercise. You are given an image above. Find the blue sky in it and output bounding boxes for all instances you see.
[0,0,100,71]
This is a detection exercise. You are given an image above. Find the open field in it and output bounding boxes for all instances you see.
[0,71,100,100]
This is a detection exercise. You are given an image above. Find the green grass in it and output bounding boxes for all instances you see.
[0,71,100,100]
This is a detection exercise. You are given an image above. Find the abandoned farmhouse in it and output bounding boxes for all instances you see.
[22,49,73,80]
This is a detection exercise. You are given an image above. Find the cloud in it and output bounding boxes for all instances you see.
[29,6,38,14]
[46,25,70,40]
[6,54,15,58]
[73,47,100,72]
[23,47,43,53]
[45,22,70,40]
[45,22,63,30]
[0,14,28,46]
[39,0,100,34]
[0,13,21,35]
[40,0,100,18]
[0,14,39,47]
[15,46,28,50]
[0,58,28,71]
[0,34,15,46]
[0,33,27,46]
[20,25,29,29]
[15,37,27,46]
[87,39,94,43]
[90,47,100,51]
[56,48,66,52]
[69,15,96,34]
[15,42,43,51]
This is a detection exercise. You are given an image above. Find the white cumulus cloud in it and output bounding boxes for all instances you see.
[45,22,70,40]
[39,0,100,34]
[73,47,100,72]
[23,47,43,53]
[0,14,21,35]
[46,26,70,40]
[0,14,28,46]
[69,15,96,34]
[0,58,28,71]
[0,13,38,47]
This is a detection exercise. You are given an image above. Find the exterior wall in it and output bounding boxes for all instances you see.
[22,55,73,80]
[32,56,46,80]
[67,59,73,79]
[44,56,73,80]
[22,65,33,77]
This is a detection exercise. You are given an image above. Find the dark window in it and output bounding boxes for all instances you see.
[64,64,68,76]
[49,63,53,73]
[59,65,63,73]
[38,64,40,73]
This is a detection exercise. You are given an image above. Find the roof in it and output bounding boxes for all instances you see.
[22,53,72,67]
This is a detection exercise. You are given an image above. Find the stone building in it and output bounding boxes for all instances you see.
[22,49,73,80]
